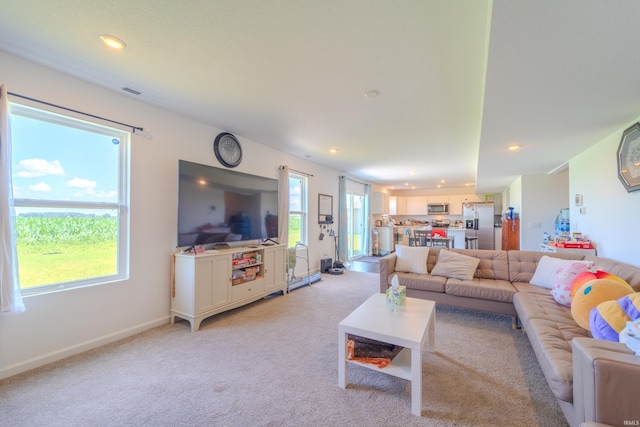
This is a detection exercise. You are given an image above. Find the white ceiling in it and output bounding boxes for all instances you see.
[2,0,640,193]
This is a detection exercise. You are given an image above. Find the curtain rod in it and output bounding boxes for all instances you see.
[281,166,313,177]
[339,175,368,185]
[8,91,144,133]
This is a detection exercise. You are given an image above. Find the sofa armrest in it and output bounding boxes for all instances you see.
[379,253,397,293]
[572,337,640,427]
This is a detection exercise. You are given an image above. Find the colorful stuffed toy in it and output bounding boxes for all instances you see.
[570,268,628,298]
[590,293,640,341]
[570,278,634,330]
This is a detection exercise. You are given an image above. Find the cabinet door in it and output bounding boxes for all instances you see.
[448,195,463,215]
[264,246,287,292]
[395,196,407,215]
[501,219,519,250]
[463,194,483,203]
[370,192,389,214]
[195,255,231,314]
[427,195,448,204]
[406,196,427,215]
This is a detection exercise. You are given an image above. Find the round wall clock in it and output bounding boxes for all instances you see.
[213,132,242,168]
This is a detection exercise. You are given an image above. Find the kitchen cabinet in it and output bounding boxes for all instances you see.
[462,194,483,204]
[427,195,448,204]
[406,196,427,215]
[501,219,519,250]
[370,192,389,214]
[449,195,463,215]
[389,196,406,215]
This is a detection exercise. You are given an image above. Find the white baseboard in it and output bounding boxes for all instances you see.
[0,316,170,380]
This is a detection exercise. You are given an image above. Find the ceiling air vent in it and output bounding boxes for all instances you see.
[121,86,142,96]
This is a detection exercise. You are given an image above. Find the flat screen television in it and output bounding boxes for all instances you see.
[177,160,279,248]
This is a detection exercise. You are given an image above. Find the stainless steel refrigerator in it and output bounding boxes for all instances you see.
[463,203,495,250]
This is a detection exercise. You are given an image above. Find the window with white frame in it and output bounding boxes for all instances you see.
[288,172,307,247]
[10,103,130,294]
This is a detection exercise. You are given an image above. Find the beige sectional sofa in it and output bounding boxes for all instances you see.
[379,247,640,427]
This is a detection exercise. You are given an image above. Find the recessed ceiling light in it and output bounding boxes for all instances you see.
[329,148,337,154]
[410,170,416,175]
[404,182,409,186]
[508,145,520,151]
[364,90,381,98]
[100,34,127,49]
[440,179,446,183]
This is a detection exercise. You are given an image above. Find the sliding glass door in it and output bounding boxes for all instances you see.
[346,193,365,260]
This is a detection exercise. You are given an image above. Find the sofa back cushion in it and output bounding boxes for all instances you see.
[583,255,640,292]
[450,249,509,281]
[426,246,444,272]
[507,251,585,284]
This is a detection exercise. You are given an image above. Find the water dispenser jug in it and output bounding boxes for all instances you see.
[555,209,570,236]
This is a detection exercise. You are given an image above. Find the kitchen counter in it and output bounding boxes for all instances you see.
[446,228,466,249]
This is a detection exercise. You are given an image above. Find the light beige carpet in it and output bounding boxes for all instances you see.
[0,271,567,426]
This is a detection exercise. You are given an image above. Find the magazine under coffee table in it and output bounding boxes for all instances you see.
[338,293,436,416]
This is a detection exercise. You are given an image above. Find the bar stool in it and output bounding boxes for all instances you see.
[465,236,479,249]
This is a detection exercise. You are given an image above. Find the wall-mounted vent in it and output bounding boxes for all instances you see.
[121,86,142,96]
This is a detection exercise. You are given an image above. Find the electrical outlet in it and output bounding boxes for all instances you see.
[580,207,586,215]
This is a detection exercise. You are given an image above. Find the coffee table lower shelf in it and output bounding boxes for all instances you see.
[346,347,412,381]
[338,293,436,416]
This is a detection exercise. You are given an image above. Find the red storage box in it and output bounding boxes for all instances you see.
[554,242,593,249]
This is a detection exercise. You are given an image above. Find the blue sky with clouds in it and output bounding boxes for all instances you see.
[11,114,119,203]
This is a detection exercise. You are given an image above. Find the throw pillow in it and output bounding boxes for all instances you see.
[530,256,593,289]
[430,250,480,281]
[395,245,429,274]
[550,262,592,307]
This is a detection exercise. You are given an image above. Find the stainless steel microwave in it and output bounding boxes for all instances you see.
[428,203,449,215]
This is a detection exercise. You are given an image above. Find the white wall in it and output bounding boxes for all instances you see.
[520,171,569,251]
[569,121,640,265]
[0,50,341,378]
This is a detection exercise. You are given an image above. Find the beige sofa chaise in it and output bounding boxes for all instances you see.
[379,247,640,427]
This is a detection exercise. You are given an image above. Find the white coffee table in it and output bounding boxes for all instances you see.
[338,293,436,416]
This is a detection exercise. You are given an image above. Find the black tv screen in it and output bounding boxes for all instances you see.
[177,160,279,247]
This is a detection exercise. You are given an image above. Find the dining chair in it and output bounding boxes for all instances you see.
[412,229,429,247]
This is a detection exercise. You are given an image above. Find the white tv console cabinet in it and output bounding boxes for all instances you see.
[171,244,287,332]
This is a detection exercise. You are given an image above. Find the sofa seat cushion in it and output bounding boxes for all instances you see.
[513,291,592,403]
[389,272,447,293]
[445,278,516,303]
[511,282,553,295]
